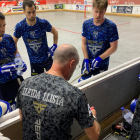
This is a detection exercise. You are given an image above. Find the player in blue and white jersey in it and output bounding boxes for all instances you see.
[0,12,26,107]
[79,0,119,82]
[13,0,58,76]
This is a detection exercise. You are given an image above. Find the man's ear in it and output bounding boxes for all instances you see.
[69,60,75,68]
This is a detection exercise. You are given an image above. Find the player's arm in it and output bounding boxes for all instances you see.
[82,36,89,59]
[75,91,100,140]
[91,24,119,69]
[50,26,58,45]
[99,40,118,60]
[13,36,19,55]
[13,23,22,55]
[100,24,119,60]
[81,36,91,74]
[19,109,22,121]
[84,108,100,140]
[84,120,100,140]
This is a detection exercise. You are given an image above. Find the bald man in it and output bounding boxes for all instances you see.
[16,44,100,140]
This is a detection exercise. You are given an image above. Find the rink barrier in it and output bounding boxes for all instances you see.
[4,9,140,17]
[1,4,140,17]
[71,57,140,139]
[0,57,140,139]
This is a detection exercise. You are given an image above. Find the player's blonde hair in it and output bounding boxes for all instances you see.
[92,0,108,10]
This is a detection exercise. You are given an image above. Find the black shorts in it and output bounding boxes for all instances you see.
[0,76,24,105]
[81,59,109,80]
[30,57,53,76]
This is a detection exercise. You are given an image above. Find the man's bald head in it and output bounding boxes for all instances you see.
[53,44,79,66]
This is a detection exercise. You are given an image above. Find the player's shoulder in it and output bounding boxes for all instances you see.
[15,18,26,27]
[3,34,12,38]
[83,18,93,25]
[3,34,14,42]
[37,17,48,24]
[66,82,85,97]
[23,74,41,84]
[105,18,117,27]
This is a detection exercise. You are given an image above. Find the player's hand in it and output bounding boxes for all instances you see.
[139,74,140,81]
[0,63,17,76]
[91,56,102,70]
[82,59,90,74]
[48,44,57,57]
[0,100,11,117]
[21,61,27,72]
[90,107,97,116]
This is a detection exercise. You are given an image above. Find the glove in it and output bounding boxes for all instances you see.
[91,56,102,70]
[139,74,140,81]
[0,61,27,76]
[0,63,17,76]
[82,59,90,74]
[16,61,27,75]
[78,75,91,83]
[0,100,11,118]
[48,44,57,57]
[21,61,27,72]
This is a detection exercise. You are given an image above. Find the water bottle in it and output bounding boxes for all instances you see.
[121,107,134,125]
[15,53,23,75]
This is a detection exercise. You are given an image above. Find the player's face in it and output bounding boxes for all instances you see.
[0,19,6,37]
[93,7,106,24]
[24,6,36,22]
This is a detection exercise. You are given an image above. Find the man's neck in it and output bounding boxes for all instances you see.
[26,18,36,26]
[94,17,105,26]
[47,69,64,79]
[0,37,3,42]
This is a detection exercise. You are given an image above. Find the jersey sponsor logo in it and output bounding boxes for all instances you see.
[22,88,40,99]
[87,40,103,45]
[33,101,47,114]
[43,92,64,106]
[27,38,42,53]
[35,119,41,140]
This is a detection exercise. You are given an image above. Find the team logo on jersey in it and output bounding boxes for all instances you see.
[0,48,7,56]
[30,31,36,37]
[88,44,102,56]
[93,31,98,38]
[28,39,42,53]
[29,43,41,53]
[33,101,47,114]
